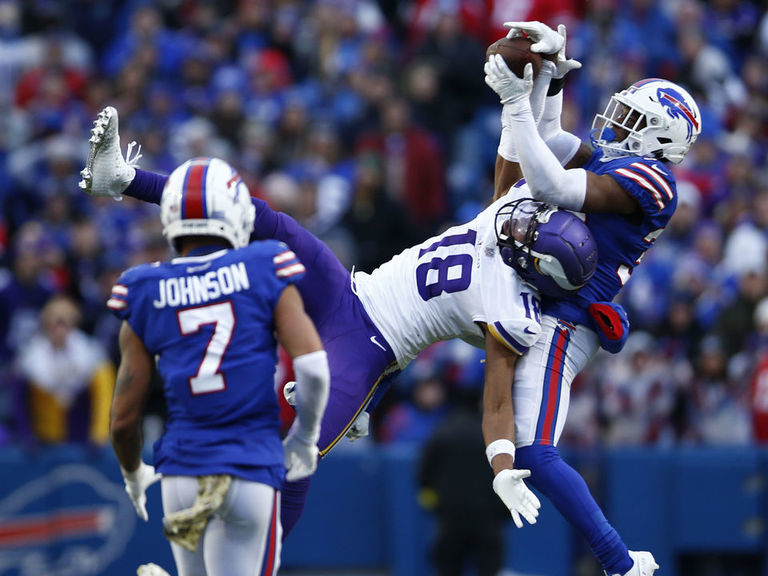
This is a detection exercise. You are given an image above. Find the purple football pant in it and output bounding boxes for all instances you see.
[125,171,397,536]
[251,199,398,534]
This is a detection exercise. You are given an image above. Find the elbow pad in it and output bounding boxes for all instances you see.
[292,350,330,444]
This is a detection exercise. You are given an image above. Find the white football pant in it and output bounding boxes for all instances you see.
[513,314,599,447]
[162,476,281,576]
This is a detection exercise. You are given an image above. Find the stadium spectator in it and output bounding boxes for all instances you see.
[16,294,114,445]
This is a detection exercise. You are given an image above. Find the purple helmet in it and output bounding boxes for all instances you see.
[495,199,598,298]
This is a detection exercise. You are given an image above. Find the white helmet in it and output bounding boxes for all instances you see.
[161,157,255,251]
[590,78,701,165]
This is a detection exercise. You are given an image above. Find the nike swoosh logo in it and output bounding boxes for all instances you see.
[370,336,386,351]
[650,163,668,176]
[524,327,537,335]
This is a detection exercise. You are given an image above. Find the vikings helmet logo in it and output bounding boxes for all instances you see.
[656,87,699,142]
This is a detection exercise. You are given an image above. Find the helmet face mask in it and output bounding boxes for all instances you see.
[590,78,701,165]
[495,199,598,298]
[161,158,256,253]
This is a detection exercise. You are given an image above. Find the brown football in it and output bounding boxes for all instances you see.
[486,36,543,79]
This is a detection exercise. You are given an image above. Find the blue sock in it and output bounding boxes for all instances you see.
[516,444,633,575]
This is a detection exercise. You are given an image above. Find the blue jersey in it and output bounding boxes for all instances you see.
[108,241,305,488]
[544,149,677,325]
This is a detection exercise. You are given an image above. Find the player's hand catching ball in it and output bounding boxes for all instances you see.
[492,468,542,528]
[485,55,534,111]
[504,20,564,55]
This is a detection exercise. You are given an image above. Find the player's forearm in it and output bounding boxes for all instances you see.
[509,104,587,210]
[494,155,523,201]
[292,350,330,444]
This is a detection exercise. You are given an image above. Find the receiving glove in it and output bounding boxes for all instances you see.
[284,432,319,481]
[587,302,630,354]
[492,468,542,528]
[504,20,564,55]
[505,22,581,80]
[485,55,534,113]
[121,462,162,521]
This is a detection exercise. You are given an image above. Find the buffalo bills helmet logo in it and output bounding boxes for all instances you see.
[656,87,699,142]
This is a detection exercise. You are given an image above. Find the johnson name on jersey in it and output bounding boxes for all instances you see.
[107,241,304,487]
[354,195,542,369]
[546,148,677,326]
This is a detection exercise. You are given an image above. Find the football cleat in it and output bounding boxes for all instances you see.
[79,106,141,200]
[136,563,171,576]
[608,551,659,576]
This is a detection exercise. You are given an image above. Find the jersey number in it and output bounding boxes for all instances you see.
[416,230,476,301]
[177,302,235,395]
[617,227,664,286]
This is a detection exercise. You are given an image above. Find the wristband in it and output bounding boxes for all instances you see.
[486,439,516,467]
[547,76,565,96]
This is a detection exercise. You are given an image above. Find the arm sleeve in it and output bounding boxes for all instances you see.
[509,105,587,211]
[538,91,582,166]
[292,350,330,445]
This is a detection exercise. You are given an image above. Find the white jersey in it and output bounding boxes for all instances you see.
[354,195,542,369]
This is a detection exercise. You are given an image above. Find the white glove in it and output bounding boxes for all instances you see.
[492,469,541,528]
[484,55,534,112]
[504,22,581,79]
[550,24,581,79]
[284,432,319,481]
[121,462,162,521]
[346,411,370,442]
[504,20,564,55]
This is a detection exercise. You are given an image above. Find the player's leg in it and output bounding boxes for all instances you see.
[513,316,635,576]
[161,476,207,576]
[203,479,281,576]
[279,284,397,536]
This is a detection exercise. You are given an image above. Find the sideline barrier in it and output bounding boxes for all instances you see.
[0,445,765,575]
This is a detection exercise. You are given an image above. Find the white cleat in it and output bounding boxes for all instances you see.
[137,563,171,576]
[609,551,659,576]
[79,106,141,200]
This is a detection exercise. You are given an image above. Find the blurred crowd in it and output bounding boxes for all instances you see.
[1,0,768,450]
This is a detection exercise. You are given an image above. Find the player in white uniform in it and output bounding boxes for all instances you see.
[355,193,550,369]
[80,107,598,534]
[484,20,702,576]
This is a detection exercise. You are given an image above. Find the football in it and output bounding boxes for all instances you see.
[486,36,543,79]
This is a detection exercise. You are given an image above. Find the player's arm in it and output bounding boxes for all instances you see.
[110,321,161,521]
[275,285,330,481]
[111,321,153,471]
[481,326,541,528]
[487,57,638,215]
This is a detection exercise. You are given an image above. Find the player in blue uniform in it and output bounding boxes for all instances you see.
[485,21,702,576]
[108,157,329,576]
[81,106,605,536]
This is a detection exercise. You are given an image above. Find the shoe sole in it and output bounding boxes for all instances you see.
[79,107,115,192]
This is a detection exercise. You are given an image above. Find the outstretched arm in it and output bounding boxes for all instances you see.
[482,327,541,528]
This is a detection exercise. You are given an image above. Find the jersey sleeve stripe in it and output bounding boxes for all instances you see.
[488,322,527,356]
[630,162,673,200]
[275,263,306,278]
[273,250,298,265]
[613,168,665,210]
[111,284,128,296]
[107,298,128,310]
